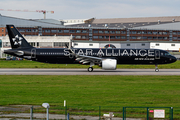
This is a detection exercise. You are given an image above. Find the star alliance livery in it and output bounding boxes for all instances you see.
[4,25,177,72]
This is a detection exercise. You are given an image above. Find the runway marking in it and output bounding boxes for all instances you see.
[0,69,180,75]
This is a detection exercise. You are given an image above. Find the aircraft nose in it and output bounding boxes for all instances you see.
[171,56,177,63]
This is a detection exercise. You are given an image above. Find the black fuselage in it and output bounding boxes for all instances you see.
[4,48,177,65]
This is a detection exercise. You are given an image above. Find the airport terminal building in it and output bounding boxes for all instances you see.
[1,14,180,57]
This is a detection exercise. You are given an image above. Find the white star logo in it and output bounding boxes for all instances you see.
[12,35,22,46]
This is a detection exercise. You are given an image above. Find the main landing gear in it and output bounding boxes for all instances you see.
[155,64,159,72]
[88,62,94,72]
[88,67,93,72]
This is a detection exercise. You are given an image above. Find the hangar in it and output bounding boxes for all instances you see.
[72,40,180,51]
[0,14,180,58]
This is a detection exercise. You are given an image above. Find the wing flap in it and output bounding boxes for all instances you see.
[75,54,102,64]
[68,48,103,64]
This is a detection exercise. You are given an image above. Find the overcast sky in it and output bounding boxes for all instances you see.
[0,0,179,20]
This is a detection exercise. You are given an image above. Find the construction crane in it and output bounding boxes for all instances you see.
[0,9,54,19]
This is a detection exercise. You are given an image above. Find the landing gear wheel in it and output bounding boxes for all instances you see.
[155,64,159,72]
[88,67,93,72]
[155,68,159,72]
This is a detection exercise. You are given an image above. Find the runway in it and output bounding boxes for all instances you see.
[0,68,180,75]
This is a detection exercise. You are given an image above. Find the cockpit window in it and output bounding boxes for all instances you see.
[165,52,171,56]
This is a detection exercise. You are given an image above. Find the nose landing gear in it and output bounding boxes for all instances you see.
[155,64,159,72]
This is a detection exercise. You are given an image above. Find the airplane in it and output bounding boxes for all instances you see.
[4,25,177,72]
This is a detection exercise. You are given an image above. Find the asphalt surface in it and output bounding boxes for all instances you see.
[0,68,180,75]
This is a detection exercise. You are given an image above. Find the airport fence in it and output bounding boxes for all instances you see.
[1,105,180,119]
[123,107,173,120]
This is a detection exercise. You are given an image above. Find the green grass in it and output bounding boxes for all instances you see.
[1,75,180,118]
[0,75,180,107]
[0,59,180,68]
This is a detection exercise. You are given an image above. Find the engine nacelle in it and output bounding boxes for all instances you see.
[102,59,117,70]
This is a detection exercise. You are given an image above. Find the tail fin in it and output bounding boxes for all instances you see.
[6,25,33,49]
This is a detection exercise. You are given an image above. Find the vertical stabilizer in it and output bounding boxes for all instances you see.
[6,25,33,49]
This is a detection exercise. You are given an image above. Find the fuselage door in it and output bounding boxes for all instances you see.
[31,49,36,58]
[155,50,160,59]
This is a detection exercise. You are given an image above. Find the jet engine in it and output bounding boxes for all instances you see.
[101,59,117,70]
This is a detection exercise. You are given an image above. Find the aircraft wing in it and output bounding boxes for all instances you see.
[68,48,102,64]
[75,54,102,64]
